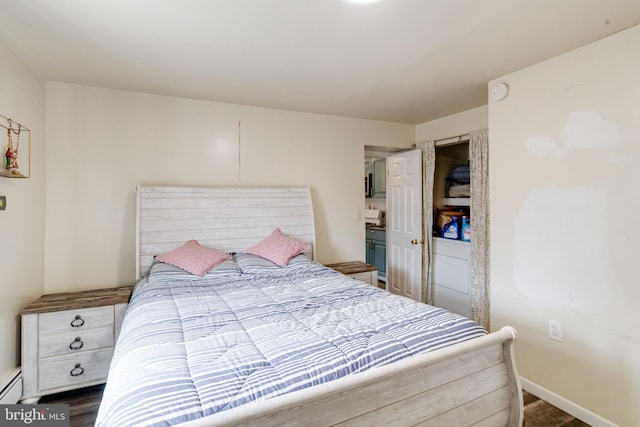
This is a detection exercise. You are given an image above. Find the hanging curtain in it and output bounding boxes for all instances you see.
[469,129,490,330]
[417,140,435,305]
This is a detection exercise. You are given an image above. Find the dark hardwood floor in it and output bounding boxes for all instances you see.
[523,391,590,427]
[39,385,590,426]
[39,384,105,427]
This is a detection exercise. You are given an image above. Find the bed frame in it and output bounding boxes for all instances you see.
[136,185,316,279]
[135,185,523,426]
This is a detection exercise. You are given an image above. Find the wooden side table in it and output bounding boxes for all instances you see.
[20,286,132,403]
[325,261,379,287]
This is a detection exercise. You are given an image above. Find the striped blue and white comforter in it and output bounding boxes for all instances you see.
[96,255,486,427]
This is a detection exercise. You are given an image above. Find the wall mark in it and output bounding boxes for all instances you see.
[524,111,622,159]
[514,185,621,313]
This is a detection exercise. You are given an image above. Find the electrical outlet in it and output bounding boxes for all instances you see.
[549,320,562,342]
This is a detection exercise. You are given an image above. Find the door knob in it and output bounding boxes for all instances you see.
[411,239,418,245]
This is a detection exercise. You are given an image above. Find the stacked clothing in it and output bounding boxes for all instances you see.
[446,164,470,198]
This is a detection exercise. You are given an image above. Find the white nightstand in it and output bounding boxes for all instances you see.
[20,286,132,403]
[325,261,379,287]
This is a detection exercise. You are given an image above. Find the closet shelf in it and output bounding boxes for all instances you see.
[443,197,470,207]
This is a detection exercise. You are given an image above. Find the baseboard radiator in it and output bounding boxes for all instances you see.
[0,368,23,404]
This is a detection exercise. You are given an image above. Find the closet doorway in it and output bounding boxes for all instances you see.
[419,129,490,330]
[432,140,471,317]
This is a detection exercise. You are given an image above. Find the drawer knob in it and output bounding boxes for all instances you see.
[70,315,85,328]
[69,337,84,350]
[70,363,84,377]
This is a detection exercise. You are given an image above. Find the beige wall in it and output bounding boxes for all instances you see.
[0,43,45,385]
[415,105,487,142]
[489,25,640,426]
[43,82,414,292]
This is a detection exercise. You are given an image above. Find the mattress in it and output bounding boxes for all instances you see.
[96,255,486,427]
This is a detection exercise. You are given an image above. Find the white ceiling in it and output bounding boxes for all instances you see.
[1,0,639,124]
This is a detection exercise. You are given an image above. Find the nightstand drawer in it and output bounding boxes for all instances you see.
[39,325,114,358]
[39,306,114,333]
[350,271,376,285]
[325,262,378,287]
[38,348,114,391]
[21,286,132,402]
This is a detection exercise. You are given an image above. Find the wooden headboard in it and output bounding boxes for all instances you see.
[136,186,316,279]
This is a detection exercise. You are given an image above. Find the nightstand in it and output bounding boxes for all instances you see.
[325,261,379,287]
[20,286,132,403]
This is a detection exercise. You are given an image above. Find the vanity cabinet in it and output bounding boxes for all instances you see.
[366,228,386,281]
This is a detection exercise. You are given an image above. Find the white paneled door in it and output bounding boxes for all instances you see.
[386,149,423,301]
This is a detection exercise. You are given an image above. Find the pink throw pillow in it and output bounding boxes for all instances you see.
[156,240,231,276]
[247,228,310,266]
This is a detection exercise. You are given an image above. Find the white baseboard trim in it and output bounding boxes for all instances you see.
[0,368,23,405]
[521,377,619,427]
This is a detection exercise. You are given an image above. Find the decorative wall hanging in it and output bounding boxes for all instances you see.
[1,114,30,178]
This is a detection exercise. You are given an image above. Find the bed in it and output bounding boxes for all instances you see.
[96,185,523,426]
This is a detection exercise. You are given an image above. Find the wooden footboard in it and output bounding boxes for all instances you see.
[179,327,523,427]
